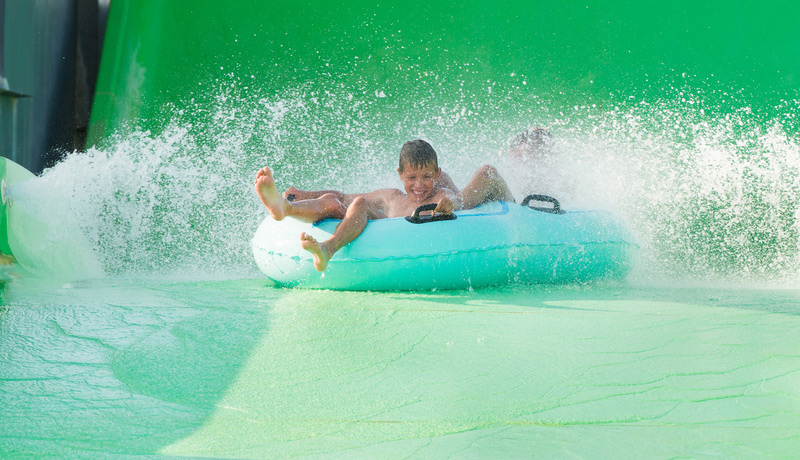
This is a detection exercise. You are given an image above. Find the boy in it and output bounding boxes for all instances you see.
[255,139,514,272]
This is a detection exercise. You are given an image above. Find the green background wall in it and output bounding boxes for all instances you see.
[88,0,800,144]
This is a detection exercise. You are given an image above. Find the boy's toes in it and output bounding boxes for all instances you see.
[256,166,273,179]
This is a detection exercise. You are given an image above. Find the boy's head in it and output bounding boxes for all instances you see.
[397,139,442,203]
[398,139,439,172]
[508,127,552,161]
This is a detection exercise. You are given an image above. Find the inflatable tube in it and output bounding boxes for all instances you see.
[251,198,637,291]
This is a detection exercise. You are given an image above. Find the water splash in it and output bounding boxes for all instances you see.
[22,81,800,284]
[543,96,800,283]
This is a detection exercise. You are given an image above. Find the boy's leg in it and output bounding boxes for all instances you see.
[457,164,515,209]
[255,167,374,271]
[255,167,346,222]
[301,197,371,271]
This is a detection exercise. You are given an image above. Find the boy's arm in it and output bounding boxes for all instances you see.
[437,171,459,194]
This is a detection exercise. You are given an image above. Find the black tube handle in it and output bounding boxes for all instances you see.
[411,203,438,218]
[405,203,457,224]
[521,194,565,214]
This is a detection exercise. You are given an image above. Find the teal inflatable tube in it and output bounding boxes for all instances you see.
[251,200,637,291]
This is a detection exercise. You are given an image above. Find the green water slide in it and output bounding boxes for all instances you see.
[88,0,800,144]
[0,158,33,257]
[3,3,800,457]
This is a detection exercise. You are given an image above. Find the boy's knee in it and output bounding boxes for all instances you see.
[350,196,368,212]
[320,193,346,215]
[346,197,372,219]
[478,164,499,178]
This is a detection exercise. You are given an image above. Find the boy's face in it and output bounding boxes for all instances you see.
[398,162,442,203]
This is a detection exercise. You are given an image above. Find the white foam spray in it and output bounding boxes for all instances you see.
[19,83,800,284]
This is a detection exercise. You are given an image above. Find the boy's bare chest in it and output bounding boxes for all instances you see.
[383,195,435,218]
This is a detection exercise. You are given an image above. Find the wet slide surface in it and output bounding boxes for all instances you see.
[2,279,799,458]
[2,0,800,458]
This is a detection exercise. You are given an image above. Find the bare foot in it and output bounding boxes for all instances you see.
[300,232,332,272]
[255,167,290,220]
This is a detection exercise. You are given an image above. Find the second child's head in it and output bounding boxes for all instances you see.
[508,127,552,161]
[398,139,442,203]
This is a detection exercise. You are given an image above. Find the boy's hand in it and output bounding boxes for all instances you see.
[435,197,454,215]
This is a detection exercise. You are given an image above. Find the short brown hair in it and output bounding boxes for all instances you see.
[398,139,439,172]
